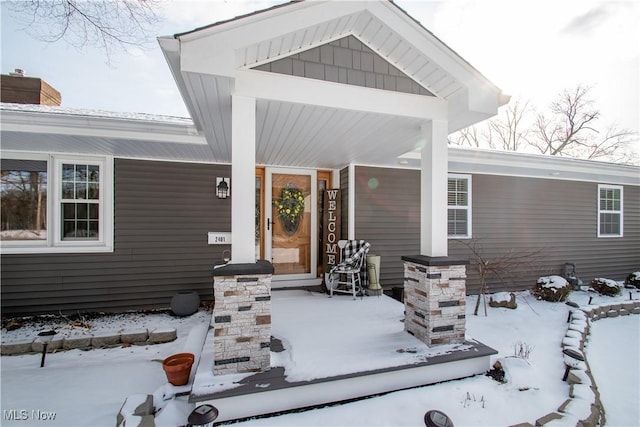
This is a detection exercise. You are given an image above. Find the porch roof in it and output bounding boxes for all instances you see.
[158,0,509,168]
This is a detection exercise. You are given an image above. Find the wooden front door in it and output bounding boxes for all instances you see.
[266,168,317,278]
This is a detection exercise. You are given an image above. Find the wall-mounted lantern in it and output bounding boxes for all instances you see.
[216,177,229,199]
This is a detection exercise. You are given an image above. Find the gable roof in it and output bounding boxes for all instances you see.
[159,0,509,167]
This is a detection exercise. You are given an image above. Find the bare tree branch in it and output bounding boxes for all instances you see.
[450,85,637,165]
[6,0,161,64]
[449,98,534,152]
[455,238,545,316]
[532,85,637,163]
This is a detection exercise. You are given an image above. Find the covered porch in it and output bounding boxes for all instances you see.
[157,0,506,392]
[158,0,509,265]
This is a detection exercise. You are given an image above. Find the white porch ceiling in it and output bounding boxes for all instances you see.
[183,72,425,168]
[256,99,423,168]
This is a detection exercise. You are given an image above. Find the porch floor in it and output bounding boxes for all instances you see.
[190,289,496,423]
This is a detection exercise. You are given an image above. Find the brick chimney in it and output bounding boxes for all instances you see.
[1,69,62,106]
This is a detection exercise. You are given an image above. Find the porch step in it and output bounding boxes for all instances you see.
[190,339,496,423]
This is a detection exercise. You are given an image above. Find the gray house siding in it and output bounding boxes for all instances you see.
[253,35,433,96]
[450,174,640,294]
[1,158,231,315]
[351,166,640,295]
[352,166,420,286]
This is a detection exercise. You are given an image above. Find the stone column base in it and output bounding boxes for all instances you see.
[212,260,273,375]
[402,255,468,346]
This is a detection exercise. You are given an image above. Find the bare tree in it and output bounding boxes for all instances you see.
[487,99,533,152]
[6,0,161,62]
[449,99,534,152]
[533,85,637,163]
[455,238,544,316]
[450,124,490,149]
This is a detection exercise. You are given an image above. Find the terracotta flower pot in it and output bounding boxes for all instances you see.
[162,353,195,386]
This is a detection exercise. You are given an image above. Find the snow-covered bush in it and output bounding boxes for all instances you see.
[489,292,517,309]
[625,271,640,289]
[591,278,621,296]
[532,275,571,302]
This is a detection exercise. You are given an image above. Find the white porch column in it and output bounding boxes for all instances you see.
[420,120,449,257]
[231,94,256,263]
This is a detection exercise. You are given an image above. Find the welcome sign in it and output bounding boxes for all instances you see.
[323,189,341,269]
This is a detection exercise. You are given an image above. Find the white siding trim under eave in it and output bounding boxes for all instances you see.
[0,132,216,164]
[449,148,640,186]
[0,109,205,145]
[395,147,640,186]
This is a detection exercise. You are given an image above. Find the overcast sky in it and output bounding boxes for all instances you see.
[1,0,638,135]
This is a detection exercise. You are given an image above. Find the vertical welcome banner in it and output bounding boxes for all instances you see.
[323,189,341,269]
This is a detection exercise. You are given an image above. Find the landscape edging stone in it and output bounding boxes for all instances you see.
[1,328,176,356]
[522,300,638,427]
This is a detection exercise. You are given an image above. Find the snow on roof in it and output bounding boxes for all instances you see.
[0,102,193,126]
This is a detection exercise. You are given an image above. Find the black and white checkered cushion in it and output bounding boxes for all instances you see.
[333,240,370,287]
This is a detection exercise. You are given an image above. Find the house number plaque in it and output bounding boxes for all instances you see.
[208,232,231,245]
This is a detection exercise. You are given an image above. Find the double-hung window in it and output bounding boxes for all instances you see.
[1,152,113,253]
[59,161,101,241]
[448,174,472,238]
[597,184,623,237]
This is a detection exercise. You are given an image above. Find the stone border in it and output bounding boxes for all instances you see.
[0,328,177,356]
[515,300,640,427]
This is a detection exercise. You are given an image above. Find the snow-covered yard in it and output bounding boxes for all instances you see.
[1,288,638,427]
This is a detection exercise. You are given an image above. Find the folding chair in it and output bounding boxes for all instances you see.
[327,240,370,299]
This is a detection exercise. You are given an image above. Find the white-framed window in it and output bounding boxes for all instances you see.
[448,174,472,238]
[1,152,113,253]
[597,184,623,237]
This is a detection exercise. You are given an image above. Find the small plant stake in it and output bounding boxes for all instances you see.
[37,330,56,367]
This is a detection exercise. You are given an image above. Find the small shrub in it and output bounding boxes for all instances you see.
[532,275,572,302]
[591,278,621,296]
[462,391,486,408]
[513,341,534,360]
[625,271,640,289]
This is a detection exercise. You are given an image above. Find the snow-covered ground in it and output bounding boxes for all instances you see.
[586,316,640,426]
[1,288,638,427]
